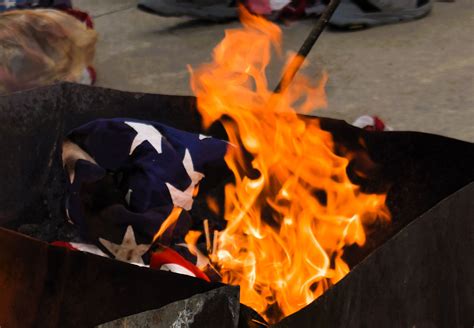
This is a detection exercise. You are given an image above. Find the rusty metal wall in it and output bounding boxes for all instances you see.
[0,227,225,327]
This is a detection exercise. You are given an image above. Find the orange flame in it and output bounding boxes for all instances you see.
[152,207,183,243]
[190,9,390,323]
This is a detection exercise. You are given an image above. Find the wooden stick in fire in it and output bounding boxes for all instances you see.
[203,219,212,254]
[212,230,219,256]
[273,0,341,93]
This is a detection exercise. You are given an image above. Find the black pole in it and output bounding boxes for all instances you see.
[273,0,341,93]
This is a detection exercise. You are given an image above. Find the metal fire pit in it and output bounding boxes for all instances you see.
[0,83,473,327]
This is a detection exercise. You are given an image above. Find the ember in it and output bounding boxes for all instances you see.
[190,9,390,323]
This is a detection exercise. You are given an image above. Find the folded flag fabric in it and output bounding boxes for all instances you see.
[150,245,210,281]
[51,240,109,257]
[64,118,228,268]
[51,241,209,281]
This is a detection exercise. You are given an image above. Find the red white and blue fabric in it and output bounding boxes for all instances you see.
[352,115,392,131]
[65,118,228,272]
[51,241,210,281]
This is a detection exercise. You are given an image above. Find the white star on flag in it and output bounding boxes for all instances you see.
[182,148,205,185]
[99,225,150,265]
[166,149,204,211]
[199,134,211,140]
[165,183,194,211]
[124,121,163,155]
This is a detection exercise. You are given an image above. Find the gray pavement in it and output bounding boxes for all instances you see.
[76,0,474,141]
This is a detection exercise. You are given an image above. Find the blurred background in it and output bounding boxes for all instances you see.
[2,0,474,140]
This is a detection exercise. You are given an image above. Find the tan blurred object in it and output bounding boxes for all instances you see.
[0,9,97,94]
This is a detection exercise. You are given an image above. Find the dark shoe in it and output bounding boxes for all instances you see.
[138,0,238,22]
[330,0,433,29]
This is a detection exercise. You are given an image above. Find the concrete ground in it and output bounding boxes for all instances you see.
[76,0,474,141]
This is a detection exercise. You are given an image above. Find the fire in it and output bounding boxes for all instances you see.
[189,9,390,323]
